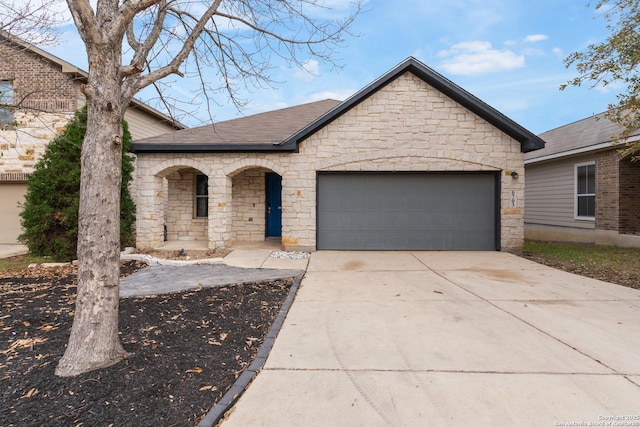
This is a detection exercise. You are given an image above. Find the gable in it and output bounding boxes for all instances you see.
[0,32,185,132]
[0,37,78,114]
[130,57,545,154]
[282,57,545,153]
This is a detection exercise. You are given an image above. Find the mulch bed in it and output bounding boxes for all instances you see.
[0,261,294,426]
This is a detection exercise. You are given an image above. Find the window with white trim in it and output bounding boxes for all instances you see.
[575,162,595,219]
[195,174,208,218]
[0,80,13,126]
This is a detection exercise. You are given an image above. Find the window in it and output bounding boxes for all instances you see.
[575,162,595,219]
[0,80,13,126]
[195,174,208,218]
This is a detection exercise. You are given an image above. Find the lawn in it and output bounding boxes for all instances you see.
[0,254,51,272]
[522,240,640,289]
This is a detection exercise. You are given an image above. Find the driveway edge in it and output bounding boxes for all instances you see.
[197,274,304,427]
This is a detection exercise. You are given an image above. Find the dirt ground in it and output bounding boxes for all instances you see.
[137,248,233,260]
[521,250,640,290]
[0,261,294,426]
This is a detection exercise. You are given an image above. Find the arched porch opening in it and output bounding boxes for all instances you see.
[228,166,282,247]
[158,165,209,246]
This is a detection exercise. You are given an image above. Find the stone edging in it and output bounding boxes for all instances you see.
[196,274,304,427]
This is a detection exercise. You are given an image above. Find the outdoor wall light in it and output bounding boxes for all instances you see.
[511,171,519,179]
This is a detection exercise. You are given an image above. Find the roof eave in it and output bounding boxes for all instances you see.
[1,31,187,130]
[130,142,298,154]
[282,57,545,153]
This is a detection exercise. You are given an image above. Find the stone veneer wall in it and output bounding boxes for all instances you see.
[0,111,72,176]
[231,169,267,242]
[164,169,207,241]
[134,72,525,251]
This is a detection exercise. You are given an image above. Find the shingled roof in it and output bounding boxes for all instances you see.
[525,112,633,164]
[130,99,340,153]
[131,57,546,154]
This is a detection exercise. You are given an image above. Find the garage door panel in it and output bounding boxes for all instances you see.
[317,173,498,250]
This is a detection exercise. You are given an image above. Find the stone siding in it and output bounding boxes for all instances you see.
[164,169,207,241]
[134,72,525,251]
[231,169,267,242]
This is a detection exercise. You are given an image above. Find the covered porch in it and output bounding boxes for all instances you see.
[135,158,284,250]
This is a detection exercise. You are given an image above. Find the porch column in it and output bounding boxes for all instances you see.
[135,174,165,249]
[208,174,232,249]
[281,172,316,252]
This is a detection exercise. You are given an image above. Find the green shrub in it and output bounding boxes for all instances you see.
[18,107,136,262]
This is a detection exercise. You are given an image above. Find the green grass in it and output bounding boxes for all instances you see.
[0,254,51,272]
[523,240,640,289]
[524,240,640,266]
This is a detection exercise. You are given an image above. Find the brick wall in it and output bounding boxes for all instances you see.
[619,156,640,234]
[595,150,620,231]
[0,39,78,177]
[0,40,78,113]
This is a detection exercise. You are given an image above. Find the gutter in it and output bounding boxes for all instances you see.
[130,142,298,154]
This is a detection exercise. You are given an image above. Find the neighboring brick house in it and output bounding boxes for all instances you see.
[131,58,545,252]
[0,33,184,244]
[524,112,640,247]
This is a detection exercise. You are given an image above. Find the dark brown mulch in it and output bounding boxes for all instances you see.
[0,261,294,426]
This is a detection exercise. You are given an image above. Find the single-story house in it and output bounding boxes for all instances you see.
[131,57,545,252]
[525,112,640,247]
[0,32,184,244]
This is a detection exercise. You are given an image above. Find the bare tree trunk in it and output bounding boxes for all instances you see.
[55,47,127,377]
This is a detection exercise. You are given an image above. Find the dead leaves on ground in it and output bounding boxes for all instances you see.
[2,336,48,355]
[0,268,294,426]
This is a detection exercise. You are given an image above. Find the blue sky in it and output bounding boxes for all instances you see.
[46,0,617,134]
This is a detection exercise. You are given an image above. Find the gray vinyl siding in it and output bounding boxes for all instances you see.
[525,154,595,229]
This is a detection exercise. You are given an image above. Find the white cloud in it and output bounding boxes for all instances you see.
[437,41,525,75]
[524,34,548,43]
[552,47,564,58]
[293,59,321,82]
[594,80,624,94]
[305,89,356,102]
[522,48,544,56]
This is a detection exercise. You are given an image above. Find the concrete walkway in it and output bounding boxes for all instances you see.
[0,244,28,258]
[120,249,308,297]
[220,251,640,427]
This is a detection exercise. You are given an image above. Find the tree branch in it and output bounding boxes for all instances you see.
[121,0,223,99]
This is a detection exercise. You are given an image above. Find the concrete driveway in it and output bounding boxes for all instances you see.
[221,251,640,426]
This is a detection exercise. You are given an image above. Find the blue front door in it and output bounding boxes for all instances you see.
[265,173,282,237]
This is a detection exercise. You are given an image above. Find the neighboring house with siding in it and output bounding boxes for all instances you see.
[0,32,185,244]
[524,112,640,247]
[131,57,545,253]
